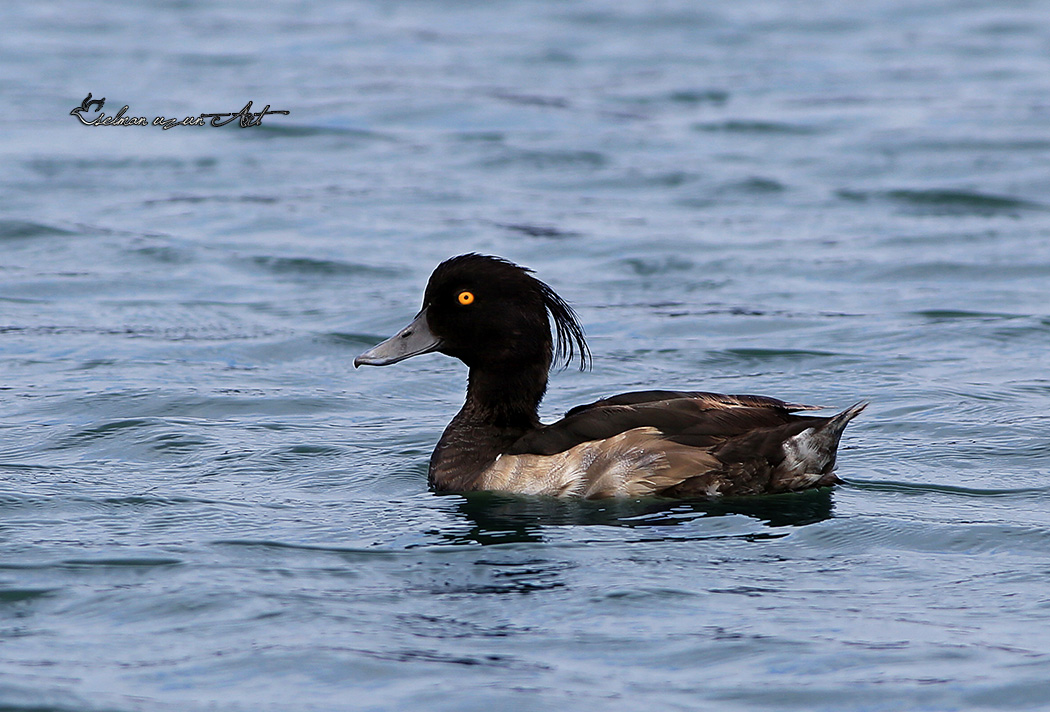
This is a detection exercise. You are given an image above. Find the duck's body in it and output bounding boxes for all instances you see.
[431,389,864,498]
[356,254,864,499]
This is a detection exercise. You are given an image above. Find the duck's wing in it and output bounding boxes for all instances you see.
[491,393,864,498]
[512,392,814,456]
[563,390,823,417]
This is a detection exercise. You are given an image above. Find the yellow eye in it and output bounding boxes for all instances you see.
[457,290,475,306]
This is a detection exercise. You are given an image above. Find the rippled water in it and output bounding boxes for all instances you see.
[3,1,1050,710]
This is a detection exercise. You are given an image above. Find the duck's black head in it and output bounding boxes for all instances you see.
[355,254,590,373]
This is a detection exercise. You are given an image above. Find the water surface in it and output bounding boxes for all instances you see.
[3,1,1050,710]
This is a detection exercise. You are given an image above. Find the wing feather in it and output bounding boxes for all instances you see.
[509,391,810,457]
[563,390,822,417]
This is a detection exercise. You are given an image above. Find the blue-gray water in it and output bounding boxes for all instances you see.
[3,1,1050,710]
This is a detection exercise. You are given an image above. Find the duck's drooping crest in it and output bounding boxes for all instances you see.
[356,253,865,499]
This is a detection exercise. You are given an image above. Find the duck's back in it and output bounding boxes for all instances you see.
[471,391,865,498]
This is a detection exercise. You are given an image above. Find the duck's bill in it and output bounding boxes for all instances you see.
[354,310,442,367]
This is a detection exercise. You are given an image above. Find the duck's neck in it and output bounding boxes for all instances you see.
[428,362,549,491]
[465,364,548,428]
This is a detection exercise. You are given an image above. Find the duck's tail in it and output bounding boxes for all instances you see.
[823,401,868,445]
[778,401,867,488]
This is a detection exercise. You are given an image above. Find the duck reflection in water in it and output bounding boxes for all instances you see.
[432,488,836,547]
